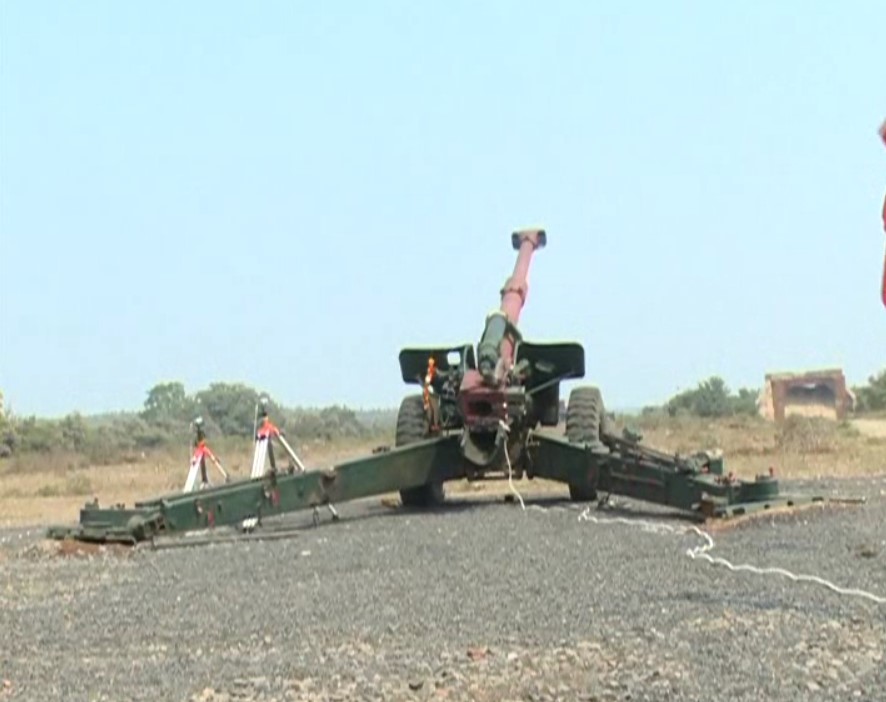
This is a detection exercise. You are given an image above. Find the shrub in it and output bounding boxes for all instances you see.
[665,377,760,418]
[854,369,886,413]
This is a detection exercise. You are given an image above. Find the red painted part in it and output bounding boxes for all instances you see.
[499,230,545,365]
[500,243,534,323]
[881,120,886,308]
[881,216,885,309]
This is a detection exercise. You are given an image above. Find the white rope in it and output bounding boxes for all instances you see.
[498,420,525,510]
[577,507,886,606]
[503,446,525,511]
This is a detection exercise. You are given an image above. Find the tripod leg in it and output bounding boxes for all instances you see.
[209,455,229,482]
[267,440,277,473]
[184,457,200,492]
[243,438,268,530]
[276,434,307,472]
[250,438,267,479]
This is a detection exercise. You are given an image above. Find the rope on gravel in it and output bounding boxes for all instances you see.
[498,420,525,511]
[577,508,886,606]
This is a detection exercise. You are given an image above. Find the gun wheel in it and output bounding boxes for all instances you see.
[564,385,608,502]
[395,394,446,508]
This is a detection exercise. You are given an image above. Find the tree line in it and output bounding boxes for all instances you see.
[853,368,886,413]
[1,369,883,461]
[645,368,886,419]
[0,381,394,462]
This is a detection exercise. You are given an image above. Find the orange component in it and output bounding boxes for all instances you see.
[257,417,281,440]
[422,357,437,409]
[192,439,216,462]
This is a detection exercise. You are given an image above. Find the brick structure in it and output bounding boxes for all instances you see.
[758,368,856,422]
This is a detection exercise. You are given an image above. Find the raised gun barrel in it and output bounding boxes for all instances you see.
[476,228,546,385]
[456,229,547,466]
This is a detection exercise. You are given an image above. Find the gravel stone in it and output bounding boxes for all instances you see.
[1,476,885,701]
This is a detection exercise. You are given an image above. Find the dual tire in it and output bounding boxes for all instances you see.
[564,385,609,502]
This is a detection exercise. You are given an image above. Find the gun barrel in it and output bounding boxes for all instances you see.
[476,229,546,384]
[502,228,546,325]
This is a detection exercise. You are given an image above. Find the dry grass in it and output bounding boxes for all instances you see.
[1,416,883,529]
[851,418,886,439]
[624,413,886,480]
[0,436,389,529]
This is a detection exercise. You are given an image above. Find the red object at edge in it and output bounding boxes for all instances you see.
[882,205,886,306]
[880,120,886,308]
[882,196,886,308]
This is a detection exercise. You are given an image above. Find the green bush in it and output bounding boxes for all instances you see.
[854,369,886,413]
[665,376,759,418]
[16,417,64,453]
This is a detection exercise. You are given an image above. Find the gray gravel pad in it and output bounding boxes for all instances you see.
[1,476,884,701]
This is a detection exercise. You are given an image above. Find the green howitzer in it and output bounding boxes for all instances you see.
[46,230,825,545]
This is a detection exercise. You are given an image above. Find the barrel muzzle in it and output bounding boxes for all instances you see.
[512,228,546,251]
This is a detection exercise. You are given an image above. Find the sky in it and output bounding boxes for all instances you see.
[0,1,884,418]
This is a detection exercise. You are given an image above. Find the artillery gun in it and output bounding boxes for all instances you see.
[394,228,599,506]
[47,229,826,545]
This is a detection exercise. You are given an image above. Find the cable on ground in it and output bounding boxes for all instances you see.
[577,507,886,606]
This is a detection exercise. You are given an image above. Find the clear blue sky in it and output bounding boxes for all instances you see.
[1,1,884,418]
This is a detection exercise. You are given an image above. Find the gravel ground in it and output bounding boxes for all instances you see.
[1,475,885,702]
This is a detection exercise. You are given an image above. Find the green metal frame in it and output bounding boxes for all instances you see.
[524,432,806,518]
[47,436,464,544]
[46,427,822,545]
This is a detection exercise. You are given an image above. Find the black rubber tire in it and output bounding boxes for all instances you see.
[395,394,446,508]
[565,385,606,501]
